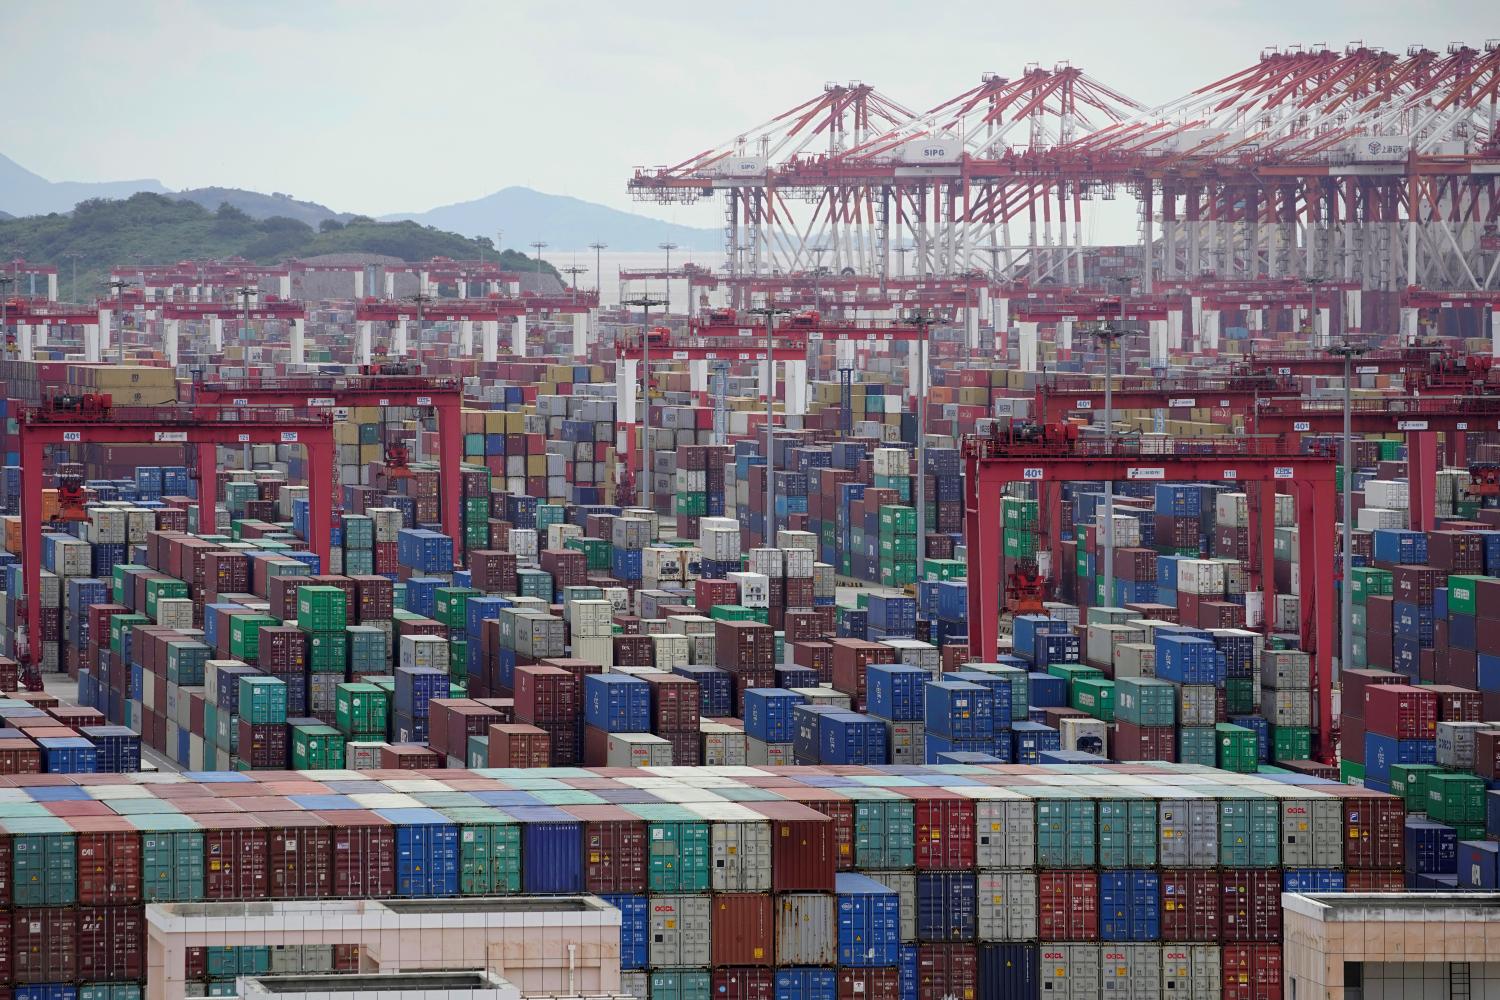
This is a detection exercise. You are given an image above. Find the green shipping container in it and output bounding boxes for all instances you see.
[1002,497,1039,530]
[1035,797,1096,868]
[649,970,713,1000]
[1446,575,1483,617]
[1216,724,1259,775]
[297,586,349,632]
[1272,726,1312,761]
[1113,678,1175,728]
[1048,664,1104,686]
[633,810,710,893]
[433,588,478,631]
[1097,798,1157,867]
[1427,772,1486,825]
[144,577,189,620]
[1349,566,1393,604]
[133,816,206,901]
[923,559,966,582]
[1224,677,1257,717]
[1218,794,1279,866]
[238,675,288,725]
[12,824,77,906]
[447,809,522,894]
[1178,726,1217,767]
[1071,678,1115,723]
[230,614,278,662]
[1340,759,1365,785]
[878,505,917,536]
[853,796,916,869]
[1003,530,1038,559]
[675,493,708,516]
[291,724,347,770]
[1388,763,1446,812]
[307,630,349,673]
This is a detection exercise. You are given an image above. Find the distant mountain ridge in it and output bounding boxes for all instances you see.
[0,152,718,250]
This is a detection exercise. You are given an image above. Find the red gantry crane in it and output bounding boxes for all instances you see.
[17,397,336,689]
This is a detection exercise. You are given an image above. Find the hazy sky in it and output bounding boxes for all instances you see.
[5,0,1491,228]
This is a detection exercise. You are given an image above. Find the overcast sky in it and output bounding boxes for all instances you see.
[5,0,1490,227]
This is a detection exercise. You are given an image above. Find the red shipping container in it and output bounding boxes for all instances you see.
[381,744,443,769]
[329,811,396,898]
[1038,870,1099,941]
[1343,869,1404,891]
[0,912,10,982]
[837,968,902,1000]
[643,673,701,733]
[12,907,76,984]
[76,905,143,982]
[572,805,647,893]
[1160,868,1220,941]
[712,967,774,1000]
[916,943,978,1000]
[514,665,581,725]
[1222,943,1282,1000]
[1336,788,1406,868]
[1475,731,1500,779]
[487,724,551,768]
[1220,869,1281,942]
[712,893,775,967]
[754,800,837,891]
[537,720,581,766]
[75,818,141,904]
[1363,684,1437,739]
[1111,722,1178,762]
[1426,684,1484,722]
[909,793,976,870]
[203,815,270,900]
[266,812,334,898]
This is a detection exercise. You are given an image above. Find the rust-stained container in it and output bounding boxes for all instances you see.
[73,816,141,905]
[570,804,647,893]
[837,967,902,1000]
[202,813,270,899]
[487,723,551,768]
[265,811,334,898]
[1332,787,1406,869]
[1220,869,1281,942]
[712,966,774,1000]
[712,892,775,967]
[1160,868,1220,941]
[328,810,396,898]
[1038,870,1099,941]
[917,943,978,1000]
[12,906,77,983]
[76,904,144,982]
[908,792,976,870]
[751,800,836,891]
[774,892,836,965]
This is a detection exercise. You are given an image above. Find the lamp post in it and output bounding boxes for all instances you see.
[0,276,13,356]
[530,241,548,285]
[235,285,258,470]
[659,242,679,313]
[109,278,135,367]
[624,295,667,511]
[589,242,608,296]
[1327,329,1367,677]
[904,310,936,578]
[562,266,588,303]
[1091,278,1131,609]
[408,291,432,351]
[1304,275,1326,346]
[749,304,791,542]
[63,251,83,303]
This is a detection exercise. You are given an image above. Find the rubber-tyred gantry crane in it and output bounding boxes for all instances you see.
[191,371,465,546]
[963,430,1339,762]
[1032,373,1298,424]
[17,398,336,689]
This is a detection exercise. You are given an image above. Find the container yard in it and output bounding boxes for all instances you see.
[3,10,1500,1000]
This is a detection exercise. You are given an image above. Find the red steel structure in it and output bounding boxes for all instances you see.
[1032,374,1297,424]
[962,435,1339,761]
[190,373,465,545]
[17,404,336,688]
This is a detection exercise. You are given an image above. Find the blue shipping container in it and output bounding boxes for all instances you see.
[915,871,977,942]
[746,689,805,744]
[584,674,651,733]
[519,815,584,892]
[1404,817,1458,876]
[820,712,889,766]
[978,943,1039,1000]
[865,664,927,722]
[379,808,459,896]
[924,681,994,740]
[835,872,901,966]
[773,969,836,1000]
[601,893,649,969]
[1100,869,1161,941]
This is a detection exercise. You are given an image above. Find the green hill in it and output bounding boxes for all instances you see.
[0,192,555,301]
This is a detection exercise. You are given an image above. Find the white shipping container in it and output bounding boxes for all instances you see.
[700,722,748,766]
[783,548,815,579]
[1113,643,1156,679]
[345,742,383,770]
[872,447,908,477]
[1096,513,1142,548]
[508,528,539,559]
[607,732,675,768]
[86,508,127,544]
[748,548,785,577]
[1274,594,1300,632]
[884,720,925,765]
[1214,493,1249,528]
[652,634,691,671]
[1436,721,1488,770]
[792,687,851,709]
[156,597,196,630]
[699,519,742,562]
[1059,717,1108,756]
[1356,507,1406,531]
[745,736,793,766]
[569,599,615,638]
[1176,559,1227,596]
[1365,479,1410,509]
[643,547,686,583]
[977,870,1037,941]
[400,634,449,672]
[547,523,582,549]
[728,571,770,608]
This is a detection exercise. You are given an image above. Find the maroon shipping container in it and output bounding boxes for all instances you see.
[1160,868,1220,941]
[1342,714,1366,764]
[258,625,309,674]
[75,905,143,982]
[643,673,701,733]
[570,805,647,893]
[837,968,902,1000]
[266,812,334,898]
[829,640,896,712]
[696,578,741,610]
[0,739,40,775]
[1363,684,1437,739]
[1475,730,1500,778]
[537,720,582,766]
[908,793,976,870]
[429,700,504,760]
[752,801,837,891]
[75,818,141,904]
[514,665,581,725]
[1335,788,1406,868]
[487,724,551,768]
[237,720,289,769]
[328,811,396,898]
[916,943,978,1000]
[539,549,588,590]
[1428,531,1486,573]
[380,744,443,769]
[715,621,777,672]
[790,641,834,683]
[1220,869,1281,942]
[1221,943,1282,1000]
[767,789,852,872]
[1038,870,1099,940]
[203,814,270,899]
[1425,684,1484,722]
[712,967,774,1000]
[11,907,77,984]
[613,634,654,666]
[1391,565,1447,605]
[1111,721,1178,762]
[712,893,775,967]
[1343,869,1404,891]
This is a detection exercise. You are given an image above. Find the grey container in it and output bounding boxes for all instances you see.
[618,971,649,1000]
[1161,944,1220,999]
[1280,797,1343,868]
[865,870,916,942]
[1178,684,1217,727]
[710,819,771,892]
[1436,721,1487,770]
[1158,799,1219,867]
[885,720,925,766]
[1100,943,1163,1000]
[976,869,1037,942]
[517,615,567,659]
[700,723,747,767]
[648,894,712,968]
[974,798,1036,868]
[607,733,675,768]
[774,892,836,965]
[1260,689,1312,727]
[1260,649,1311,690]
[1038,943,1102,999]
[745,737,793,766]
